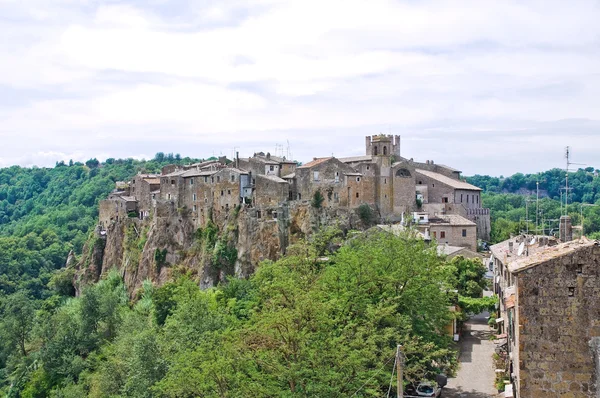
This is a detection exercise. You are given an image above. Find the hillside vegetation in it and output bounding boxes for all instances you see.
[467,167,600,243]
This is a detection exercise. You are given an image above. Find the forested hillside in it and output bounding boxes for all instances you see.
[466,168,600,243]
[0,154,197,299]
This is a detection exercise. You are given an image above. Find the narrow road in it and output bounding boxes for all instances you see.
[444,311,498,398]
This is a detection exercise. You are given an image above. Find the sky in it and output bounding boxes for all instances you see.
[1,0,599,176]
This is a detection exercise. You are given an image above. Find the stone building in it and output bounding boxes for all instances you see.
[99,135,490,243]
[491,229,600,397]
[130,174,160,218]
[295,157,371,207]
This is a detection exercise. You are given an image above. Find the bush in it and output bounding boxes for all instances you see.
[357,204,375,225]
[311,190,325,209]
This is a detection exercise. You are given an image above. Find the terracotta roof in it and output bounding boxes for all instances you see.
[415,169,481,191]
[282,173,295,179]
[258,174,288,183]
[508,238,596,274]
[143,178,161,185]
[339,155,373,163]
[298,157,333,168]
[163,170,187,177]
[429,214,476,226]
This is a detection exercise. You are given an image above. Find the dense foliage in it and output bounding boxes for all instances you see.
[467,167,600,243]
[0,230,491,397]
[0,154,197,299]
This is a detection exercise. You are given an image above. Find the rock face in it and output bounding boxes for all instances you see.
[75,202,369,295]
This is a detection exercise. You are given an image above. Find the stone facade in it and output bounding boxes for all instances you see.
[99,135,489,241]
[492,236,600,398]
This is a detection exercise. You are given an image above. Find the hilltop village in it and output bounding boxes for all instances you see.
[99,134,490,254]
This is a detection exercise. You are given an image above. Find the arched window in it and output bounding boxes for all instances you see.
[395,168,411,178]
[373,146,378,156]
[383,146,387,155]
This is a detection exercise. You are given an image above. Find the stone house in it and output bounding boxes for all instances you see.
[491,224,600,397]
[98,193,137,228]
[253,174,289,208]
[296,157,368,208]
[414,214,477,252]
[130,174,160,218]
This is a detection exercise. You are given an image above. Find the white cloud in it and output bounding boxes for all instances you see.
[0,0,599,174]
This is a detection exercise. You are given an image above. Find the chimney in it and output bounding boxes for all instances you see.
[508,241,514,252]
[560,215,573,242]
[236,151,239,168]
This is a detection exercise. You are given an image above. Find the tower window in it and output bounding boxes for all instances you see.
[383,146,387,155]
[373,146,378,156]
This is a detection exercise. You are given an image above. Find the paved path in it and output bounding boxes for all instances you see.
[444,311,499,398]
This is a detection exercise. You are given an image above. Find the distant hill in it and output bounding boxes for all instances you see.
[466,167,600,204]
[466,167,600,243]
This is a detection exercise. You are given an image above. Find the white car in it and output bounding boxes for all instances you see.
[415,382,442,397]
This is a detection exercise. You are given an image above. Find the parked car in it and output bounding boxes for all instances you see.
[414,382,442,397]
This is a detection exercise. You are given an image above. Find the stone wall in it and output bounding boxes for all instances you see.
[429,224,477,251]
[516,243,600,397]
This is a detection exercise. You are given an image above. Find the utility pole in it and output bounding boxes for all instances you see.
[396,345,403,398]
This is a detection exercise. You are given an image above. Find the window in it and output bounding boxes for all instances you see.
[313,171,319,181]
[270,165,274,171]
[568,287,575,297]
[204,176,208,183]
[433,231,437,238]
[171,179,175,185]
[257,210,262,219]
[193,205,197,212]
[335,172,339,183]
[442,197,448,203]
[204,198,208,203]
[192,193,197,201]
[231,175,235,182]
[272,211,277,219]
[461,194,463,202]
[440,231,446,239]
[152,193,156,199]
[383,146,387,155]
[356,192,359,198]
[227,189,231,195]
[367,166,370,170]
[462,229,467,237]
[356,177,361,182]
[221,190,224,196]
[373,146,378,156]
[217,176,221,182]
[190,178,194,186]
[167,193,172,200]
[384,178,386,184]
[418,181,422,184]
[252,178,256,185]
[334,192,339,201]
[466,195,469,203]
[211,177,214,183]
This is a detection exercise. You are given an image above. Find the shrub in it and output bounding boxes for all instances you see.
[311,190,325,209]
[357,204,375,225]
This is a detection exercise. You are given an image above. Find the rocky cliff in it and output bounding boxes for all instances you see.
[75,202,369,295]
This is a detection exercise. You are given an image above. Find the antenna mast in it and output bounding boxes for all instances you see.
[564,146,586,217]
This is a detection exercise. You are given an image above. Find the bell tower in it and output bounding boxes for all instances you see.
[365,134,400,158]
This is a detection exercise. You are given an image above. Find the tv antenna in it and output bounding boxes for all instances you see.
[563,146,585,216]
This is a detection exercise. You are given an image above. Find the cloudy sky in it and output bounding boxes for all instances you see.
[1,0,599,176]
